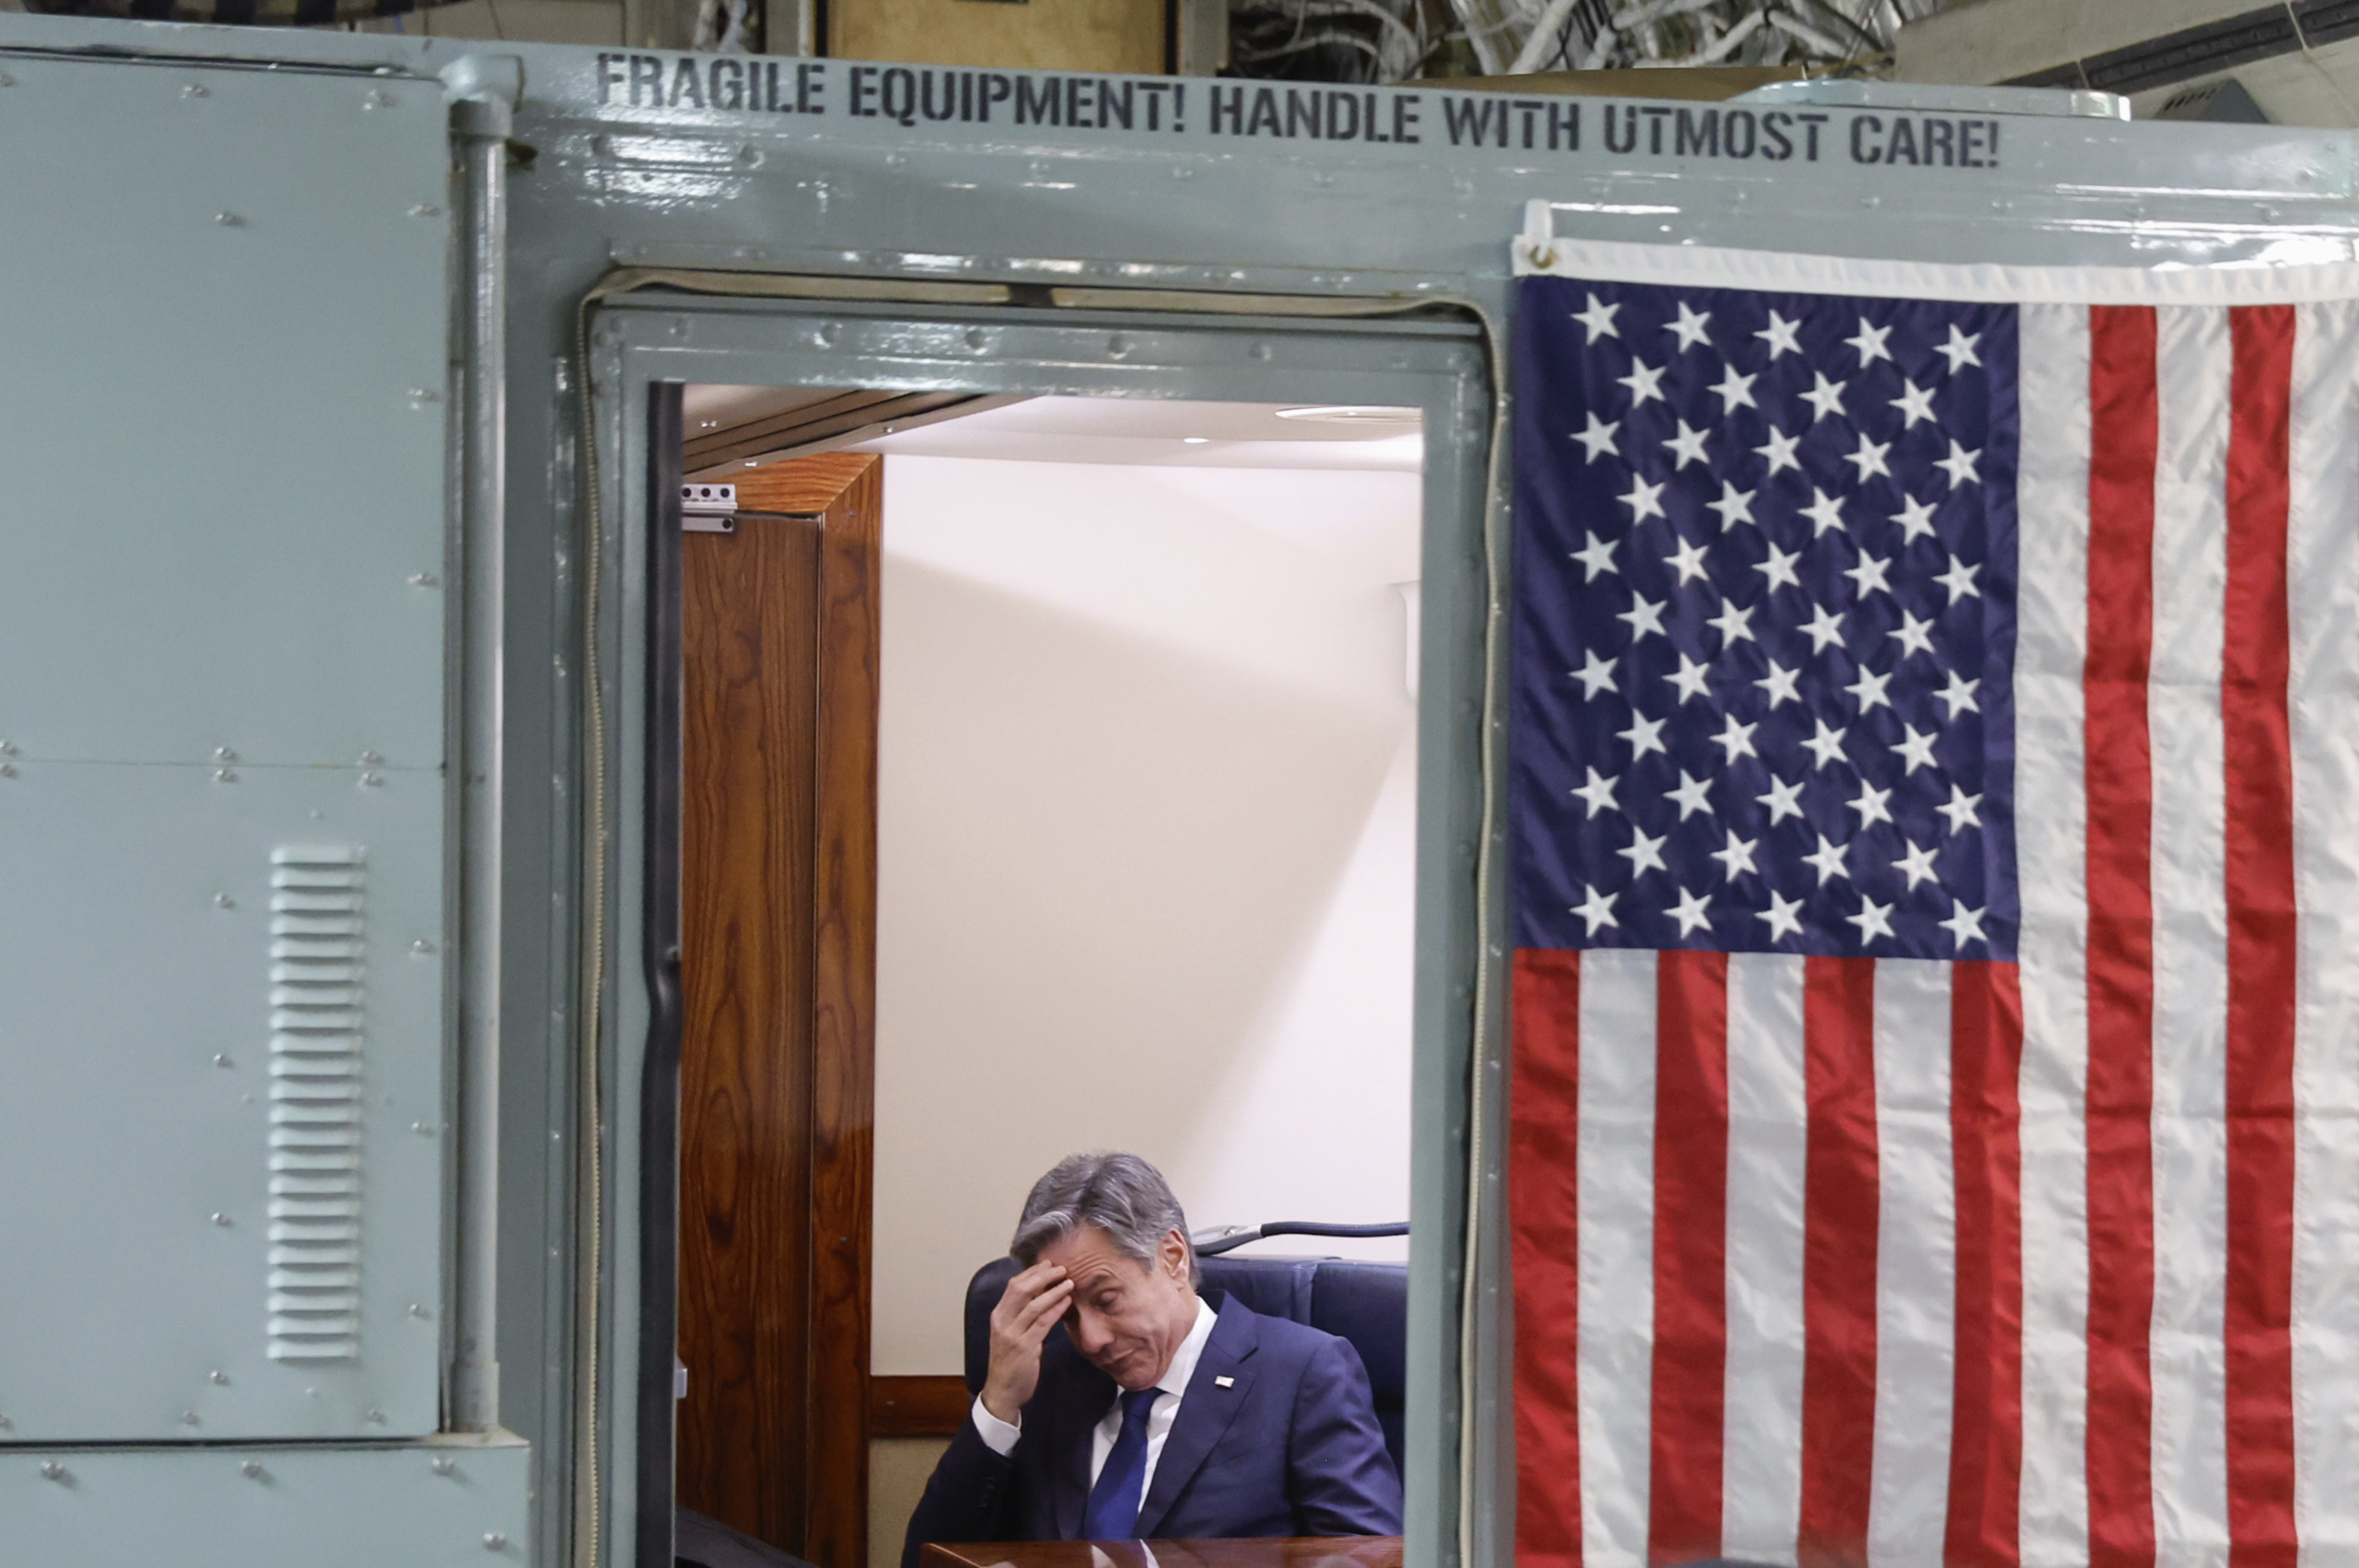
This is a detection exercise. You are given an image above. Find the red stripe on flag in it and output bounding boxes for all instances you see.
[2082,302,2159,1568]
[1648,950,1730,1564]
[1947,960,2025,1568]
[1798,956,1877,1568]
[2221,304,2299,1568]
[1512,948,1586,1568]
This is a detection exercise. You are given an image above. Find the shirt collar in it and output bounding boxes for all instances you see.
[1155,1295,1219,1399]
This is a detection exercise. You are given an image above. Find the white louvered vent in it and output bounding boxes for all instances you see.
[265,845,365,1362]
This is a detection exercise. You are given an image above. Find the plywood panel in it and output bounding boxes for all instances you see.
[831,0,1165,75]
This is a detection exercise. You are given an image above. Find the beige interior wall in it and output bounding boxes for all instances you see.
[871,1437,953,1568]
[830,0,1165,73]
[870,456,1421,1378]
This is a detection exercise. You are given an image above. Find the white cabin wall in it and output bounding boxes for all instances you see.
[868,453,1422,1379]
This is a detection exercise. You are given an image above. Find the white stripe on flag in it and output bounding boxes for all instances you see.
[2289,298,2359,1562]
[1577,948,1657,1568]
[2012,301,2096,1568]
[2146,304,2233,1565]
[1722,952,1809,1567]
[1868,959,1958,1568]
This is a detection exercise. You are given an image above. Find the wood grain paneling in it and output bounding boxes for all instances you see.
[679,504,822,1547]
[677,450,882,1568]
[807,457,884,1568]
[871,1375,972,1438]
[734,451,875,515]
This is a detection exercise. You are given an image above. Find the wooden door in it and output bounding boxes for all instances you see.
[678,451,881,1567]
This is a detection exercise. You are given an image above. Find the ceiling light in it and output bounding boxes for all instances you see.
[1182,436,1210,444]
[1274,405,1421,426]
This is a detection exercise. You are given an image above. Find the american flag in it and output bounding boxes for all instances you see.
[1507,268,2359,1568]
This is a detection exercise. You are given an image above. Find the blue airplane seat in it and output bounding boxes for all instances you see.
[961,1241,1408,1473]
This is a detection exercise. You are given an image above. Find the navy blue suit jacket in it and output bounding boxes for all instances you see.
[902,1291,1401,1567]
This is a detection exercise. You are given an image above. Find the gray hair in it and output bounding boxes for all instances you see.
[1011,1152,1199,1288]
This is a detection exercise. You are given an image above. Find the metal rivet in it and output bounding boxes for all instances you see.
[411,939,435,955]
[213,1053,233,1067]
[40,1461,63,1481]
[408,388,440,407]
[412,1121,434,1136]
[241,1460,264,1479]
[0,764,15,779]
[367,1408,387,1424]
[0,1414,12,1429]
[214,746,236,763]
[965,328,987,350]
[183,82,208,98]
[1249,343,1273,362]
[214,767,237,783]
[362,772,384,787]
[181,1411,200,1426]
[432,1455,457,1475]
[210,1369,230,1384]
[211,1212,232,1227]
[409,572,439,587]
[214,893,234,909]
[410,1302,431,1318]
[484,1534,508,1552]
[359,750,383,765]
[216,211,242,226]
[363,89,393,110]
[407,204,441,217]
[0,739,16,755]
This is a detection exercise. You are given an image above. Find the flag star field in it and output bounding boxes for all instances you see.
[1511,275,2021,959]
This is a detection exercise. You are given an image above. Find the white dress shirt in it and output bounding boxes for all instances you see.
[972,1295,1219,1500]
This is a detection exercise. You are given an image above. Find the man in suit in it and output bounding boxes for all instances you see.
[902,1152,1402,1567]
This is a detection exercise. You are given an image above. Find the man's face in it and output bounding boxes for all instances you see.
[1037,1224,1197,1392]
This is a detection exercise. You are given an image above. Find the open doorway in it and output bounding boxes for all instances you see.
[667,385,1426,1568]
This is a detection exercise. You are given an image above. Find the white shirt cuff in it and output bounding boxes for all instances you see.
[971,1393,1022,1456]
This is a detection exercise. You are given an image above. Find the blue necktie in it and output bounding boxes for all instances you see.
[1080,1387,1163,1540]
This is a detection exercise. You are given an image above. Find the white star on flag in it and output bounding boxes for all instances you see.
[1617,825,1667,874]
[1572,293,1620,343]
[1800,372,1848,421]
[1936,440,1982,488]
[1890,379,1938,427]
[1572,531,1619,580]
[1706,481,1757,530]
[1755,426,1802,475]
[1573,649,1618,697]
[1939,898,1988,948]
[1759,890,1805,939]
[1846,893,1896,942]
[1573,411,1620,461]
[1801,488,1847,537]
[1936,322,1981,371]
[1618,358,1666,406]
[1572,766,1619,816]
[1846,316,1894,365]
[1621,475,1666,521]
[1664,301,1713,350]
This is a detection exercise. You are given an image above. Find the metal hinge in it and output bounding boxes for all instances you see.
[681,482,736,533]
